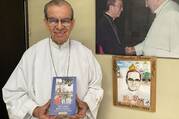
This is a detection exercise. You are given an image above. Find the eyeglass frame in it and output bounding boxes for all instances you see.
[46,17,73,27]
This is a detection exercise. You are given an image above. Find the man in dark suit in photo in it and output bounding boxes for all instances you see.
[96,0,125,55]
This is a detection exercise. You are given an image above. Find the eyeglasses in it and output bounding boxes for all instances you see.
[127,78,141,82]
[47,17,73,27]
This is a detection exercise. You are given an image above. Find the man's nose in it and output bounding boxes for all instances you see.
[56,21,64,29]
[121,7,123,11]
[131,80,136,84]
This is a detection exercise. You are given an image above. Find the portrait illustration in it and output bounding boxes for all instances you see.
[113,56,156,111]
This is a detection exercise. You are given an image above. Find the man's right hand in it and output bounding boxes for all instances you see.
[33,101,56,119]
[125,47,136,55]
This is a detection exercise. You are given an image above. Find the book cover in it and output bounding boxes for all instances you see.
[49,77,77,116]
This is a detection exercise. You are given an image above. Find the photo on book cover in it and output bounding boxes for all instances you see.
[49,77,77,116]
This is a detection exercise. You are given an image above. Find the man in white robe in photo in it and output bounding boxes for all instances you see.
[125,0,179,58]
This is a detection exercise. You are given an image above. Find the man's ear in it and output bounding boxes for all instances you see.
[44,18,48,25]
[43,18,50,30]
[109,5,114,11]
[70,19,75,29]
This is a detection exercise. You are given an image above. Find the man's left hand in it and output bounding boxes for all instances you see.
[68,96,89,119]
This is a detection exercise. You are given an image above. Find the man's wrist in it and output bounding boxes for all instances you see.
[32,106,40,117]
[84,102,89,110]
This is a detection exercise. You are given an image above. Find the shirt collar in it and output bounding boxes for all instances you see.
[154,0,169,16]
[104,13,113,21]
[50,37,70,49]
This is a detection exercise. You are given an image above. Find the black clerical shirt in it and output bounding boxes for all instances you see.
[96,13,125,55]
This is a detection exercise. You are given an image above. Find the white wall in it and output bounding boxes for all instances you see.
[28,0,179,119]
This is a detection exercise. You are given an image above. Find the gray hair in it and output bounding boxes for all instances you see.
[105,0,123,11]
[44,0,74,20]
[105,0,117,11]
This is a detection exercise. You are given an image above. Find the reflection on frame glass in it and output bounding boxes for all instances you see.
[96,0,153,55]
[96,0,179,58]
[113,56,156,112]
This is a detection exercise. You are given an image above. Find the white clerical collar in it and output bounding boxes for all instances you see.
[154,0,169,16]
[50,37,70,49]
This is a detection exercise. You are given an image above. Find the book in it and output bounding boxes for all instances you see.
[49,76,77,116]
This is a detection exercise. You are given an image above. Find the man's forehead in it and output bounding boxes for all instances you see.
[127,72,140,78]
[115,0,123,4]
[47,5,72,17]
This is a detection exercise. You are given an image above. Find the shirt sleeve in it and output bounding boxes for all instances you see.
[169,10,179,57]
[134,42,144,56]
[83,53,104,119]
[2,63,38,119]
[150,10,179,58]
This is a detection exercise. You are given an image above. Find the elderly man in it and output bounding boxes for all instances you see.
[2,0,103,119]
[126,0,179,58]
[96,0,125,55]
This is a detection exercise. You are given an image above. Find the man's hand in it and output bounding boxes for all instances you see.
[125,47,136,55]
[68,97,89,119]
[33,100,56,119]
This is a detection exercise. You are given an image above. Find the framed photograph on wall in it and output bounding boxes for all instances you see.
[113,56,156,112]
[96,0,154,55]
[96,0,179,58]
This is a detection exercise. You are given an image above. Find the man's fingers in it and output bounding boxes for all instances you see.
[76,96,80,103]
[43,100,51,109]
[55,114,68,119]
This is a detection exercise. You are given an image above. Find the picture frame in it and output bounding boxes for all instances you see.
[96,0,179,58]
[113,56,156,112]
[96,0,154,55]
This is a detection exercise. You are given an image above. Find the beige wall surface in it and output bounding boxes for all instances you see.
[29,0,179,119]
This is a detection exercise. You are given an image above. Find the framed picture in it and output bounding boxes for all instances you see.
[96,0,154,55]
[96,0,179,58]
[113,56,156,112]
